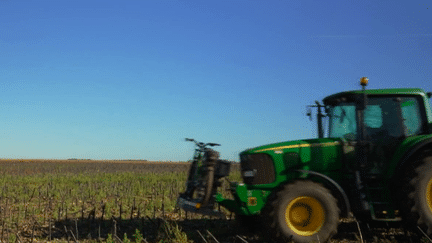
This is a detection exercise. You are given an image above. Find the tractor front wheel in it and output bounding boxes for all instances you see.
[264,180,340,243]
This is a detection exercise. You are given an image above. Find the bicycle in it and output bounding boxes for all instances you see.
[177,138,230,216]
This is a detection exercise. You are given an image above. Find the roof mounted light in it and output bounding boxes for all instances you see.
[360,77,369,87]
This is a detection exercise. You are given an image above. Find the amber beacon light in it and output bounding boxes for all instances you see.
[360,77,369,86]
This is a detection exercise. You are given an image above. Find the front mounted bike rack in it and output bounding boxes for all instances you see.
[176,195,225,218]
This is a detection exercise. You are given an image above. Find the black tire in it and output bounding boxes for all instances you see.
[198,149,219,206]
[402,156,432,235]
[184,159,215,207]
[183,160,199,198]
[263,180,340,243]
[199,166,215,206]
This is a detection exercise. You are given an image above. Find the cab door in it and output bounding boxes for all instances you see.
[364,97,405,175]
[365,96,427,176]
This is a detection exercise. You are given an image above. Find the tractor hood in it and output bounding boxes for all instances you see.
[241,138,340,154]
[240,138,344,175]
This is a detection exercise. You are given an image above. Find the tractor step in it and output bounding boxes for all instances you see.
[366,186,401,221]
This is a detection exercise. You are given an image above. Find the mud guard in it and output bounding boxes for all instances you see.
[296,169,351,218]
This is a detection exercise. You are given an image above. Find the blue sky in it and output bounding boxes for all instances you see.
[1,0,431,161]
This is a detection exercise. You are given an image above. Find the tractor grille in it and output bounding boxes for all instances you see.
[240,153,275,185]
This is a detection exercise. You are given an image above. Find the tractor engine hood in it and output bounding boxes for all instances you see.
[239,138,344,185]
[241,138,341,156]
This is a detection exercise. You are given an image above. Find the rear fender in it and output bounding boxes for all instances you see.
[398,138,432,168]
[391,137,432,184]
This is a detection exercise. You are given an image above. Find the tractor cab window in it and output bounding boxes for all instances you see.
[364,97,404,140]
[365,96,425,139]
[328,103,357,140]
[326,96,426,140]
[364,105,382,129]
[400,97,424,136]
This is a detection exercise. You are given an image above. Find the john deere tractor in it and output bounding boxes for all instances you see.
[177,78,432,242]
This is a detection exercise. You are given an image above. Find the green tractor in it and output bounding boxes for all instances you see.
[177,78,432,242]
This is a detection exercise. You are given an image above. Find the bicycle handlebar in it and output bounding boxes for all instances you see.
[185,138,220,148]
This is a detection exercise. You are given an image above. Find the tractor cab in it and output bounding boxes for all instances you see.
[314,79,432,220]
[321,83,430,176]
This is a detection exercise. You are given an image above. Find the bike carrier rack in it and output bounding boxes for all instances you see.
[176,195,225,218]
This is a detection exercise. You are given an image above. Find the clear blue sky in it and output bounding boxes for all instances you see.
[1,0,431,161]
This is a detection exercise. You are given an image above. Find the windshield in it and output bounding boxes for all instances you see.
[327,103,357,140]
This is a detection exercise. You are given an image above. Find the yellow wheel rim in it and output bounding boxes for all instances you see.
[427,178,432,212]
[285,196,325,236]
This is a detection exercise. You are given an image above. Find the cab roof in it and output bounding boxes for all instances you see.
[323,88,427,105]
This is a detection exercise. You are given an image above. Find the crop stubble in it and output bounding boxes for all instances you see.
[0,159,423,242]
[0,159,242,242]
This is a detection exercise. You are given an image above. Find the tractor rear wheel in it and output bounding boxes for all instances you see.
[403,156,432,235]
[263,180,339,243]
